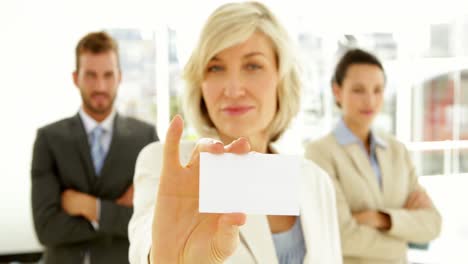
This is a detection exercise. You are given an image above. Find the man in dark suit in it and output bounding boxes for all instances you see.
[31,31,158,264]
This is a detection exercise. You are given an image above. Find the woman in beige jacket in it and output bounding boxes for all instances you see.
[306,49,442,264]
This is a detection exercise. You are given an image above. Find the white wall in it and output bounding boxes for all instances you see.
[1,0,468,255]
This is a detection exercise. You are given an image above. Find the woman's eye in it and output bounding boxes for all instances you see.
[245,63,262,71]
[207,65,224,72]
[352,89,364,93]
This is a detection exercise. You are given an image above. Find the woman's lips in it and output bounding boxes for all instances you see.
[360,110,374,116]
[222,106,255,116]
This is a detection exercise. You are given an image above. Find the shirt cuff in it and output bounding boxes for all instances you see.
[91,198,101,230]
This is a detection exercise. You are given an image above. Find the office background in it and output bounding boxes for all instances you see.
[1,0,468,262]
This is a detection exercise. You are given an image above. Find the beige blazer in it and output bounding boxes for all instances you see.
[305,132,442,264]
[128,141,342,264]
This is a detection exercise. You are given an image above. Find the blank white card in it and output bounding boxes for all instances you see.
[199,152,300,215]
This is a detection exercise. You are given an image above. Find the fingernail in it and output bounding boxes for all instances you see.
[211,139,222,144]
[234,137,244,143]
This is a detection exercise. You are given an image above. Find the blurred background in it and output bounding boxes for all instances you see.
[1,0,468,262]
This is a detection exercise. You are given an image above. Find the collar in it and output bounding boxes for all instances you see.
[79,107,116,135]
[333,118,387,148]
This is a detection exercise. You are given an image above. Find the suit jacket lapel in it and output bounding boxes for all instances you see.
[239,215,278,264]
[300,184,316,264]
[344,144,382,205]
[71,114,96,184]
[376,146,392,204]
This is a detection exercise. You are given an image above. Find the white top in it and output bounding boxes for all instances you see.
[128,141,343,264]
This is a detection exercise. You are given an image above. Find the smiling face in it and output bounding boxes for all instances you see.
[73,51,121,122]
[201,31,279,142]
[333,63,385,130]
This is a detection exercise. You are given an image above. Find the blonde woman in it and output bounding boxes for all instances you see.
[306,49,442,264]
[128,2,342,264]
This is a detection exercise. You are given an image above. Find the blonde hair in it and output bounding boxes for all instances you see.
[183,1,301,142]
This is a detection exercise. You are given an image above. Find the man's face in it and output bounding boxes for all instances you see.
[73,51,121,120]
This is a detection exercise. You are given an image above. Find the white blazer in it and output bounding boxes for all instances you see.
[128,142,342,264]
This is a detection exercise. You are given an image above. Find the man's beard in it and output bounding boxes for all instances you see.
[83,92,115,115]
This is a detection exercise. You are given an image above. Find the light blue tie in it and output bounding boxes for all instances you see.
[90,126,105,175]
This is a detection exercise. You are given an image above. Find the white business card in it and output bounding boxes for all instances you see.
[199,152,300,215]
